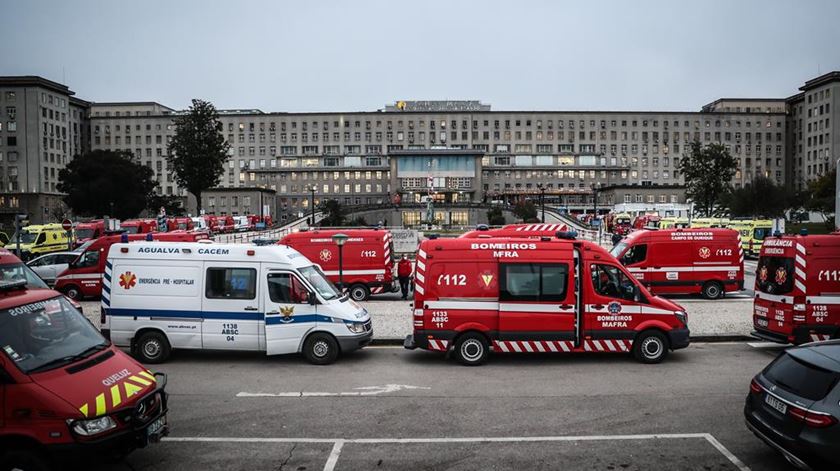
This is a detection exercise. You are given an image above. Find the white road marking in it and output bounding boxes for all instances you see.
[236,384,431,398]
[747,342,789,349]
[164,433,750,471]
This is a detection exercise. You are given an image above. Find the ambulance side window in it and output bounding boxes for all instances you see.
[76,250,99,268]
[35,233,46,245]
[623,244,647,264]
[205,267,257,299]
[500,264,568,302]
[590,264,637,302]
[267,273,309,304]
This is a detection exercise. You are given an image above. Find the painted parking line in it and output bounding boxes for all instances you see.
[164,433,750,471]
[747,342,789,349]
[236,384,430,397]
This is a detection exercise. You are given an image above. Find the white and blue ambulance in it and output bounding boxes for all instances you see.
[101,242,373,365]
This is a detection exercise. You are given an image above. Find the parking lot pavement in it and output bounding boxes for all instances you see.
[82,293,755,342]
[92,342,790,471]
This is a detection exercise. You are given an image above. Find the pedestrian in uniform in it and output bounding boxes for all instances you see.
[397,255,412,299]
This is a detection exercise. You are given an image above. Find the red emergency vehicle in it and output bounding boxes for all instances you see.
[404,233,689,365]
[752,232,840,344]
[0,282,168,469]
[632,214,661,230]
[279,229,396,301]
[54,232,209,300]
[611,228,744,299]
[459,223,569,239]
[607,213,633,236]
[74,219,105,246]
[166,216,194,231]
[121,219,158,234]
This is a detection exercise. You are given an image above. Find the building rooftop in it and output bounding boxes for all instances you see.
[799,71,840,91]
[0,75,75,96]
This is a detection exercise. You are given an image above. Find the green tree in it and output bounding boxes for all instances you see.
[57,150,157,220]
[513,200,538,222]
[679,142,738,217]
[804,168,836,229]
[319,199,346,226]
[167,99,230,215]
[147,194,186,217]
[487,206,506,225]
[723,176,788,218]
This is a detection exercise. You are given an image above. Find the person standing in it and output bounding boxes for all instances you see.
[397,255,413,300]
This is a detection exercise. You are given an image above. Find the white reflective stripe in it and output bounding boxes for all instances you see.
[418,249,427,259]
[795,267,806,279]
[810,334,820,342]
[494,341,508,352]
[323,269,386,276]
[592,341,604,352]
[795,280,807,293]
[755,292,790,303]
[57,273,103,281]
[428,339,437,350]
[416,261,426,272]
[546,342,558,352]
[414,285,424,295]
[626,266,740,273]
[499,303,575,313]
[639,307,676,315]
[806,296,840,304]
[583,342,592,352]
[414,309,423,317]
[522,342,534,353]
[604,340,616,352]
[415,272,425,283]
[795,255,806,268]
[414,321,423,327]
[425,300,498,310]
[796,244,806,255]
[559,342,571,352]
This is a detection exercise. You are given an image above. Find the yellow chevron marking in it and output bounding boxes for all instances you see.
[139,371,156,383]
[129,375,151,386]
[124,381,143,398]
[79,403,89,417]
[95,393,106,416]
[110,385,122,408]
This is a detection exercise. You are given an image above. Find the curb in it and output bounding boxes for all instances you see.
[370,335,755,346]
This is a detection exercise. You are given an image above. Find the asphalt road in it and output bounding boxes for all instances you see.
[90,342,793,471]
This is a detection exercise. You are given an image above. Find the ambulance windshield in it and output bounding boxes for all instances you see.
[123,225,140,234]
[610,242,628,258]
[75,228,96,240]
[0,296,107,374]
[756,256,794,295]
[0,262,49,289]
[10,230,37,244]
[299,265,341,301]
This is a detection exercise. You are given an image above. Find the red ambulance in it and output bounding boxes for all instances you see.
[54,232,209,300]
[74,219,105,246]
[120,219,158,234]
[459,223,569,239]
[632,214,661,230]
[752,232,840,344]
[279,229,396,301]
[404,233,689,365]
[611,228,744,299]
[0,282,168,469]
[166,216,194,231]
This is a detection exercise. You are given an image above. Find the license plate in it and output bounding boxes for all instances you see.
[146,415,167,437]
[764,394,787,414]
[756,318,769,328]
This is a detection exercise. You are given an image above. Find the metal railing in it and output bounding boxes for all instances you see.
[212,212,324,244]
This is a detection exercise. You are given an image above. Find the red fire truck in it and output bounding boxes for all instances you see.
[459,223,569,239]
[74,219,105,246]
[752,232,840,344]
[632,214,661,230]
[279,229,396,301]
[0,282,168,469]
[404,233,689,365]
[611,228,744,299]
[120,219,158,234]
[166,217,194,231]
[54,232,209,300]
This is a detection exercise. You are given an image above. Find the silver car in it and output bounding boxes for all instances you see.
[26,252,80,286]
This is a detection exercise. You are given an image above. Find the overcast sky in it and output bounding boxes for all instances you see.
[2,0,839,112]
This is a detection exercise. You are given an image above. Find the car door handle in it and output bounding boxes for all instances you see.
[244,306,259,311]
[559,304,574,310]
[592,304,605,310]
[266,310,279,315]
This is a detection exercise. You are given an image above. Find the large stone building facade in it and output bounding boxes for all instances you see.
[0,72,837,224]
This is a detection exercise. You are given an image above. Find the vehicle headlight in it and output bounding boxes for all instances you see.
[354,308,368,320]
[674,310,688,326]
[70,416,117,436]
[346,322,366,334]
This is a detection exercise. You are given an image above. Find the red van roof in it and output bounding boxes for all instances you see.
[623,227,739,243]
[280,228,390,243]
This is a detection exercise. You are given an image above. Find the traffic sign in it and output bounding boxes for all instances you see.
[61,219,73,231]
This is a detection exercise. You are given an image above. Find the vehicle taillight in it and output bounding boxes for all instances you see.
[788,405,838,428]
[749,378,762,394]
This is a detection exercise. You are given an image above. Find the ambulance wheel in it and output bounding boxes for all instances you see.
[349,284,369,302]
[1,449,52,471]
[135,331,171,364]
[303,332,339,365]
[701,281,723,300]
[454,333,488,366]
[62,284,82,300]
[633,330,669,364]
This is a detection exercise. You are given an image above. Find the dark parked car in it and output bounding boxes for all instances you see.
[745,340,840,470]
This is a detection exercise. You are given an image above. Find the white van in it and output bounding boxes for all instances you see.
[191,217,208,231]
[233,215,251,232]
[101,242,373,365]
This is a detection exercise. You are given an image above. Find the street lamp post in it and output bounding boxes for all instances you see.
[309,185,316,227]
[536,183,546,223]
[332,233,348,291]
